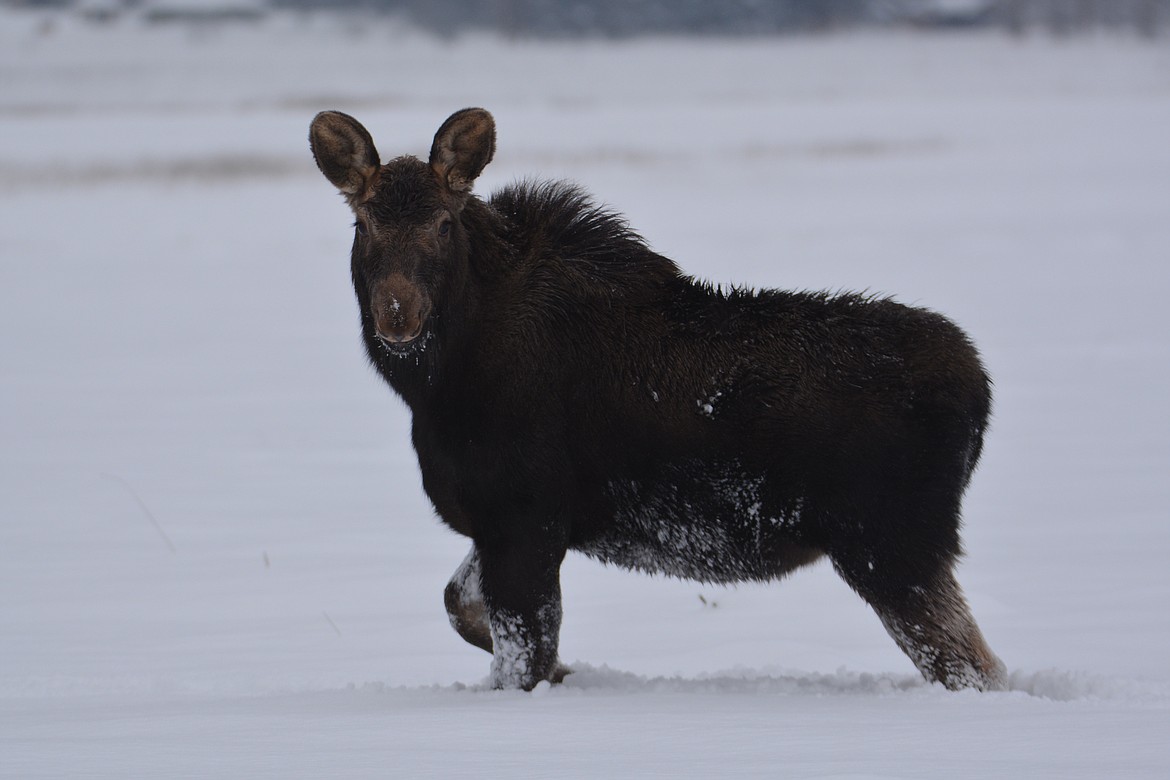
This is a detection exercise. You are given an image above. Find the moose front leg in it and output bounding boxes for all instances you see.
[444,547,493,654]
[474,537,567,690]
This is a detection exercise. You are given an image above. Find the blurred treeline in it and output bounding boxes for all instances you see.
[9,0,1170,37]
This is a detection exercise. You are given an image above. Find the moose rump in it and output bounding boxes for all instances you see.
[309,107,1007,693]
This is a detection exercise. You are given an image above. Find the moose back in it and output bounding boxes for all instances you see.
[309,107,1006,692]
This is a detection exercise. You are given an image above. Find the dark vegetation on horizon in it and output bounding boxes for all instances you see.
[10,0,1170,38]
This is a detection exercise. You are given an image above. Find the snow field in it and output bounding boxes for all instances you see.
[2,13,1169,778]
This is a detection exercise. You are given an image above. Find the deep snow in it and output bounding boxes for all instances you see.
[2,11,1169,779]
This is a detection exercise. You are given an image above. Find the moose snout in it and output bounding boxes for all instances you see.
[371,275,429,346]
[374,327,411,344]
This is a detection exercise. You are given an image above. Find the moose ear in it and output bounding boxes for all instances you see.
[429,108,495,195]
[309,111,381,203]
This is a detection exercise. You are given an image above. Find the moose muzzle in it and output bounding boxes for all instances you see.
[371,274,429,345]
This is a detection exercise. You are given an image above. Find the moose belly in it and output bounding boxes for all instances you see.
[576,463,811,584]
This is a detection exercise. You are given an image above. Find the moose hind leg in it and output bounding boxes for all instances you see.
[834,554,1007,691]
[444,547,493,654]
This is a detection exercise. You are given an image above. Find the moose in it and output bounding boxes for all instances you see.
[309,107,1007,692]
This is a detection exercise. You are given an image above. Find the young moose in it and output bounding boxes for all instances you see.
[309,108,1007,692]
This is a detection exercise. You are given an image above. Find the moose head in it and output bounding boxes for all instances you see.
[309,108,496,352]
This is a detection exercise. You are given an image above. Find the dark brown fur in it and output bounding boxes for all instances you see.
[309,108,1006,692]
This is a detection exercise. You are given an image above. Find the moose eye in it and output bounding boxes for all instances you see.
[437,218,452,238]
[354,220,368,237]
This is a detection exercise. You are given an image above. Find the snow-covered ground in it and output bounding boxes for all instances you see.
[2,12,1169,778]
